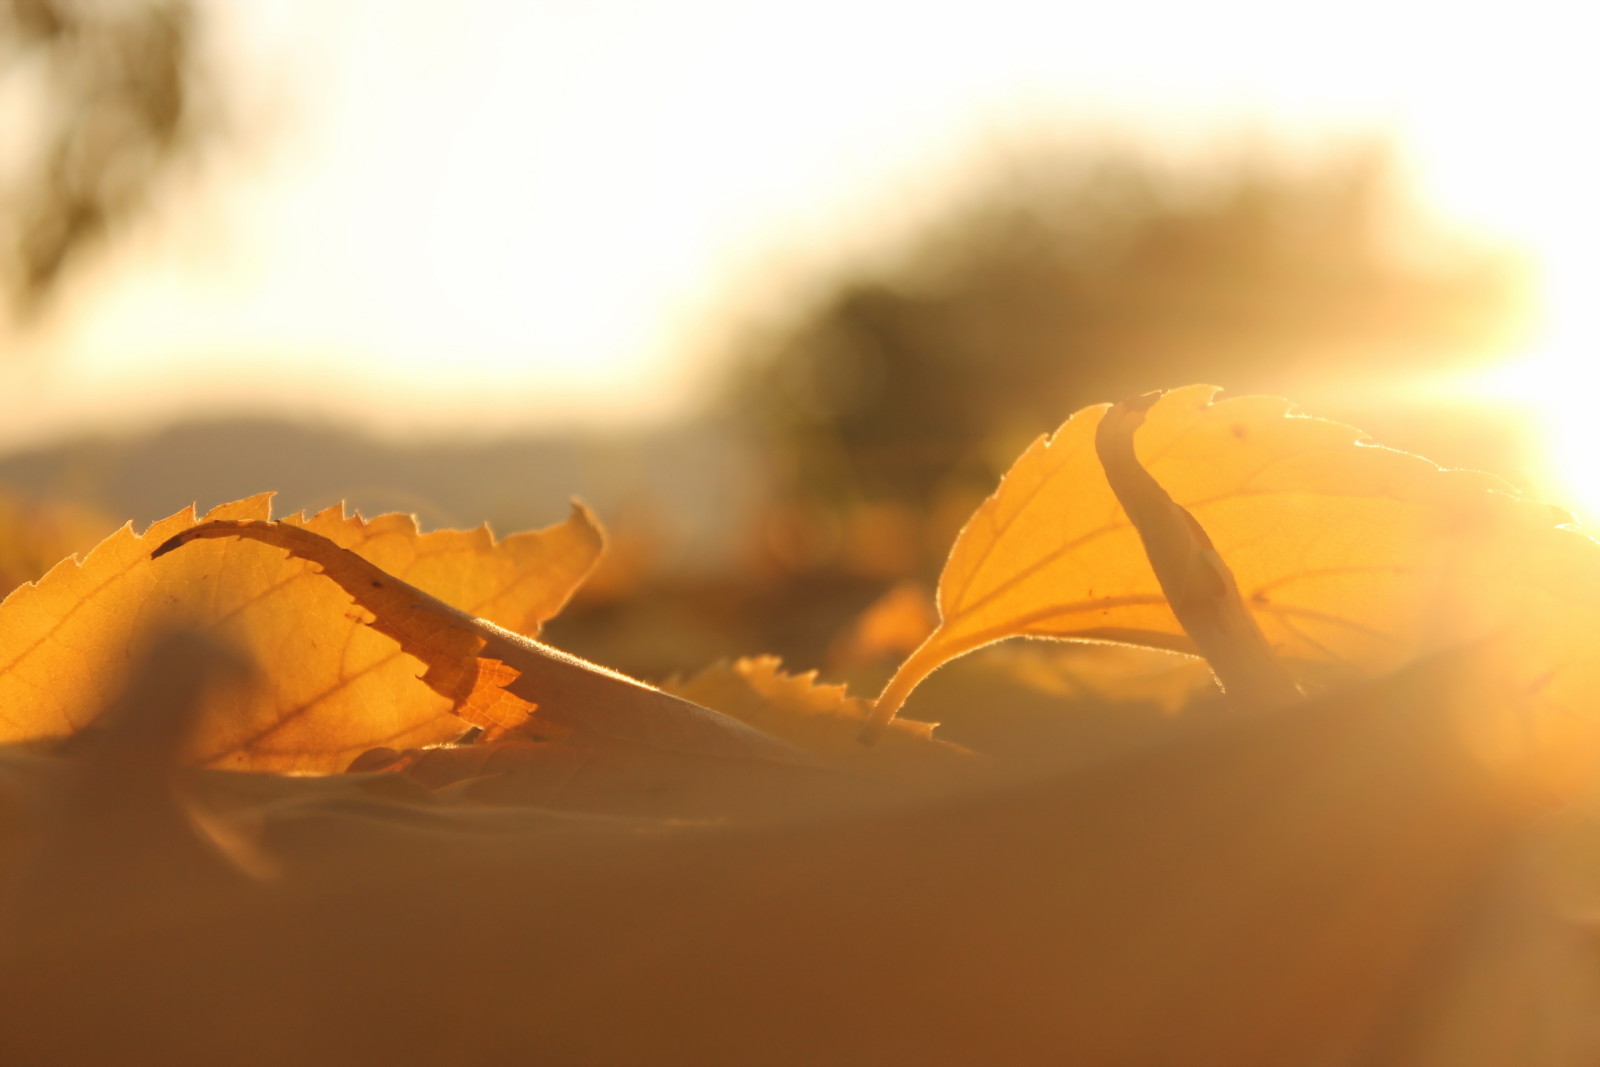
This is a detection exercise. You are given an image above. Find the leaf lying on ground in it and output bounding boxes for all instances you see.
[867,385,1600,782]
[0,496,602,773]
[150,520,542,734]
[662,655,967,770]
[158,519,824,778]
[344,655,968,816]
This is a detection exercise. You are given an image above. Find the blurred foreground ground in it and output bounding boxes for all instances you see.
[4,634,1599,1065]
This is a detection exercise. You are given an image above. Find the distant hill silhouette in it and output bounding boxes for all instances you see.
[0,416,762,572]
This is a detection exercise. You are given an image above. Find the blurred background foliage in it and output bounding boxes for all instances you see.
[0,1,1540,696]
[720,142,1530,566]
[730,144,1523,505]
[0,0,217,321]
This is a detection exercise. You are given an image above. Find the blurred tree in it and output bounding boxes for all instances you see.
[0,0,215,321]
[722,143,1533,525]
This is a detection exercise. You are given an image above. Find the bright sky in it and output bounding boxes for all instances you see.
[2,0,1595,483]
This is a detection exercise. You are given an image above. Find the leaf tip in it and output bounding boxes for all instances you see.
[567,497,606,540]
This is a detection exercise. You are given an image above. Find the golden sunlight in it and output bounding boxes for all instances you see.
[1386,12,1597,518]
[1477,336,1600,523]
[1445,192,1600,519]
[7,6,1600,1061]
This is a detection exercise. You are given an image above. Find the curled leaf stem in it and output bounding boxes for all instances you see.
[1095,391,1300,711]
[862,634,979,744]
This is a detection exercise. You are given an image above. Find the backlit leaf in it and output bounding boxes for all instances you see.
[663,655,968,770]
[1095,390,1301,710]
[868,385,1600,780]
[158,519,823,773]
[0,496,603,772]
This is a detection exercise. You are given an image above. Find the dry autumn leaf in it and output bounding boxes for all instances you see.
[867,385,1600,782]
[662,655,966,771]
[342,654,968,817]
[155,519,825,776]
[0,495,603,772]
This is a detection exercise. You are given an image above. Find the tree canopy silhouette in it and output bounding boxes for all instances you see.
[0,0,217,321]
[721,143,1532,515]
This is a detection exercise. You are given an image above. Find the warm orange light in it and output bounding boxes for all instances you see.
[1454,196,1599,520]
[1477,334,1600,524]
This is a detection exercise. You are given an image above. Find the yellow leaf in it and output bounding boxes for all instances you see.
[662,655,967,770]
[0,496,602,772]
[868,385,1600,779]
[150,518,543,735]
[157,518,822,774]
[1096,390,1301,709]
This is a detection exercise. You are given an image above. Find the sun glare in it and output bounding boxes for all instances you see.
[1394,41,1597,520]
[1476,329,1600,524]
[1445,169,1600,520]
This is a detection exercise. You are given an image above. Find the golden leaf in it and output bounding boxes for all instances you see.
[868,385,1600,779]
[0,496,602,772]
[156,519,822,774]
[1095,390,1300,709]
[663,655,967,769]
